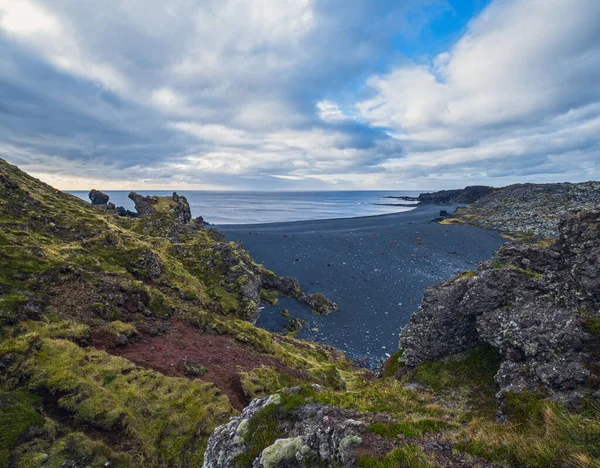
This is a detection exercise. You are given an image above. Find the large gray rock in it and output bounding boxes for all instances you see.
[202,393,364,468]
[88,189,110,205]
[400,208,600,404]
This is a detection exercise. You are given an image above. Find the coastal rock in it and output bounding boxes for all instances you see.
[286,317,306,332]
[400,208,600,404]
[418,186,495,204]
[128,192,158,217]
[115,206,138,218]
[88,189,110,205]
[261,271,338,315]
[202,394,364,468]
[393,186,494,205]
[450,181,600,237]
[127,192,196,239]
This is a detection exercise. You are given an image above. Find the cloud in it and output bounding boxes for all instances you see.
[354,0,600,186]
[0,0,597,189]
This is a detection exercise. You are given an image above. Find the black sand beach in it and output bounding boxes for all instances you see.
[221,205,506,368]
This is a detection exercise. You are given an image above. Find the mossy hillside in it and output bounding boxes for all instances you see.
[0,158,263,325]
[13,431,133,468]
[1,334,233,466]
[0,388,44,467]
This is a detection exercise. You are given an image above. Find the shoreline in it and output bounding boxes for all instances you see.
[221,204,506,368]
[214,203,442,229]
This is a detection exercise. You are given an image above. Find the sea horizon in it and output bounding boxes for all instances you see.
[68,189,423,225]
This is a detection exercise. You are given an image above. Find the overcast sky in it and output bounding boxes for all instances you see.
[0,0,598,190]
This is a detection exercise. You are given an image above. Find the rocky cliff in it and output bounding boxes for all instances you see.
[401,208,600,407]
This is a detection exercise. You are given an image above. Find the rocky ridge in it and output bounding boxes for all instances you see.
[400,207,600,406]
[446,181,600,237]
[391,185,494,205]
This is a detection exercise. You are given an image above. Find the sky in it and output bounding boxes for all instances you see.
[0,0,598,191]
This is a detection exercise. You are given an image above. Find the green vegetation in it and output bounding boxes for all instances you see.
[239,366,301,399]
[412,344,501,399]
[368,419,454,439]
[1,158,599,467]
[0,389,44,467]
[233,397,282,467]
[12,336,232,465]
[357,445,434,468]
[490,262,543,279]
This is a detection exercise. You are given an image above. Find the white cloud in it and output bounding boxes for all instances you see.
[0,0,598,190]
[352,0,600,184]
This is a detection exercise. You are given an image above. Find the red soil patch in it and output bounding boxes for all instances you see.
[105,320,309,410]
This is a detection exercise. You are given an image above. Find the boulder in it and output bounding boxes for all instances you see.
[89,189,110,205]
[202,393,364,468]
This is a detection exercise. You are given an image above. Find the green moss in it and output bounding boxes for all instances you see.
[368,419,454,439]
[23,320,91,344]
[20,338,233,465]
[584,315,600,337]
[502,391,548,426]
[239,366,301,399]
[260,289,279,306]
[234,397,283,467]
[357,445,434,468]
[412,344,501,413]
[489,262,542,279]
[456,270,476,280]
[108,320,137,336]
[381,350,404,378]
[311,364,346,391]
[0,389,44,467]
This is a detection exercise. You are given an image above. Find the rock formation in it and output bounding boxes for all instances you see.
[203,392,364,468]
[400,208,600,406]
[448,181,600,237]
[88,189,110,205]
[392,186,494,205]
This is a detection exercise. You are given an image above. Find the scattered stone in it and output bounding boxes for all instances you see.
[285,317,306,332]
[180,358,207,377]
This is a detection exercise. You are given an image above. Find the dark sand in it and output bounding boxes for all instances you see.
[220,205,506,368]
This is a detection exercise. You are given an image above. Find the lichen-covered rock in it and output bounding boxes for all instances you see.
[451,181,600,237]
[88,189,110,205]
[400,208,600,405]
[202,393,364,468]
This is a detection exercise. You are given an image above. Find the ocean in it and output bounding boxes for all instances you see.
[68,190,421,225]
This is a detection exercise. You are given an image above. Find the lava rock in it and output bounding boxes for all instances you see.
[89,189,110,205]
[202,394,364,468]
[400,207,600,404]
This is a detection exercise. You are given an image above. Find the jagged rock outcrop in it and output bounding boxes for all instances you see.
[88,189,110,205]
[211,244,338,322]
[261,271,339,316]
[203,392,364,468]
[450,181,600,237]
[400,208,600,406]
